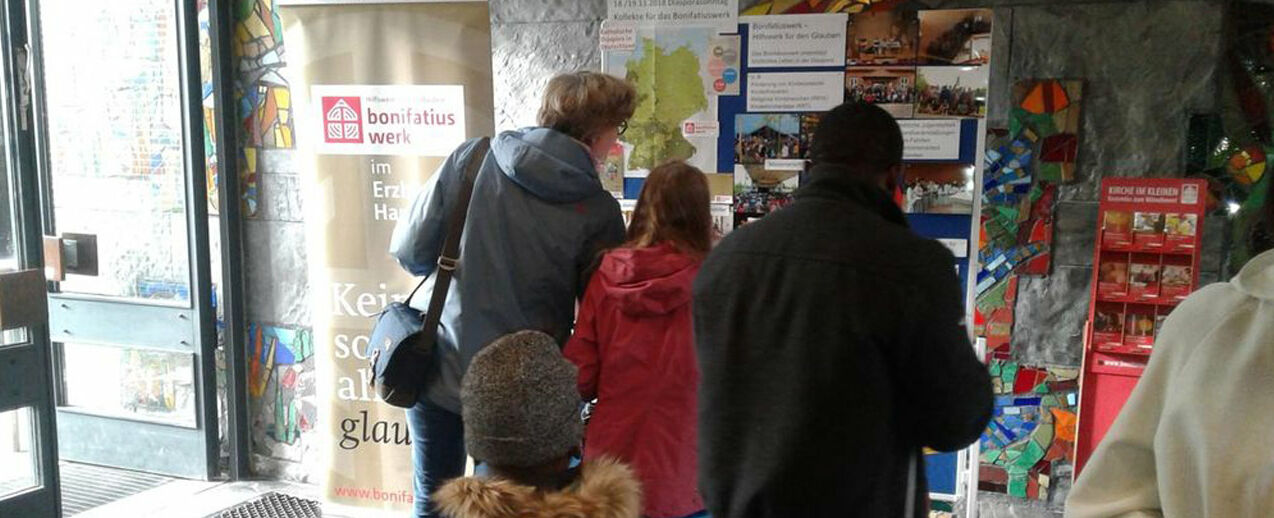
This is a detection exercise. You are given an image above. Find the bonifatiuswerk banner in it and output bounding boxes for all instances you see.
[280,0,493,510]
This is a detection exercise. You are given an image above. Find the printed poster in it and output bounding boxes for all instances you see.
[746,13,848,68]
[280,1,495,511]
[607,0,739,34]
[898,119,961,160]
[746,71,844,112]
[603,25,721,175]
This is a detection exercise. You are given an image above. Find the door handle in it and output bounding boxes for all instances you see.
[42,233,98,282]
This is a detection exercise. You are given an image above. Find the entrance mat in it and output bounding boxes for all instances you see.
[209,492,322,518]
[61,462,174,516]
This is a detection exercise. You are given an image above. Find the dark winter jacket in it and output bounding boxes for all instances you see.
[390,128,627,412]
[692,163,993,518]
[565,243,704,518]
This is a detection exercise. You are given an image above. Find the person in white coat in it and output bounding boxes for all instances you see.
[1066,182,1274,517]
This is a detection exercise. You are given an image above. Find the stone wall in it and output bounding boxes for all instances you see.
[975,1,1225,372]
[942,2,1226,515]
[237,0,315,481]
[490,1,608,130]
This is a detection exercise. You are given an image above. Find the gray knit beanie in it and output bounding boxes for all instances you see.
[461,330,583,467]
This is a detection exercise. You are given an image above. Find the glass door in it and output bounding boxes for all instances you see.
[0,328,59,518]
[0,0,59,514]
[30,0,219,479]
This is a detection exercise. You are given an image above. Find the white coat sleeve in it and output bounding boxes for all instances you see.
[1064,287,1225,518]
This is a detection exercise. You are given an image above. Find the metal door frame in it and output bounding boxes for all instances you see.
[24,0,222,480]
[0,0,60,512]
[207,0,252,480]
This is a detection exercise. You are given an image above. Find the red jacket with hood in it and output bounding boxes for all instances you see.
[565,243,704,518]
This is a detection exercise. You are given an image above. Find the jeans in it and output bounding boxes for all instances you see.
[405,398,466,518]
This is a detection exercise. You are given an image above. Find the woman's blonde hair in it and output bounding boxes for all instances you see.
[538,71,637,143]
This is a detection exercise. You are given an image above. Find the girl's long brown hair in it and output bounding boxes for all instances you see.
[625,161,713,257]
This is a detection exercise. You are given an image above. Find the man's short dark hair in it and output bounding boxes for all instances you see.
[809,102,904,175]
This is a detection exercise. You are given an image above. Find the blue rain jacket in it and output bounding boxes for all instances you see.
[390,128,626,412]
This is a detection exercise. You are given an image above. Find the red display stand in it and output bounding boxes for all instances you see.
[1074,178,1207,477]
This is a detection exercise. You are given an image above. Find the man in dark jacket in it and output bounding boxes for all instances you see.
[693,102,993,518]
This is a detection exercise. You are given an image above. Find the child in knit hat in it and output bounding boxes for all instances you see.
[432,330,642,518]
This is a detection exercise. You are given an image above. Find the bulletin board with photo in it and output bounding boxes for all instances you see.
[715,17,842,228]
[608,4,993,225]
[606,4,995,511]
[842,4,995,509]
[845,4,996,510]
[719,7,993,231]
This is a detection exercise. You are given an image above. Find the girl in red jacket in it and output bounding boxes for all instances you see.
[565,161,711,518]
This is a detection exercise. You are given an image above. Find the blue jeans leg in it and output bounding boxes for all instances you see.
[406,398,466,518]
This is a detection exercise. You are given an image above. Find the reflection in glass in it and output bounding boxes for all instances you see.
[0,98,11,271]
[62,343,195,426]
[0,33,12,272]
[0,407,39,498]
[38,0,190,301]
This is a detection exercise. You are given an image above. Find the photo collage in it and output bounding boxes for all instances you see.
[1091,301,1171,351]
[846,8,991,119]
[1091,203,1202,353]
[1102,210,1200,253]
[847,7,991,216]
[730,7,993,225]
[732,113,820,225]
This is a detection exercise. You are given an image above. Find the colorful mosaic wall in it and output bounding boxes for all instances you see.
[978,80,1083,298]
[1190,128,1270,271]
[974,274,1017,356]
[974,79,1086,502]
[1186,4,1274,274]
[249,323,316,445]
[979,136,1055,288]
[233,0,295,217]
[976,80,1084,360]
[1013,81,1083,183]
[979,360,1079,500]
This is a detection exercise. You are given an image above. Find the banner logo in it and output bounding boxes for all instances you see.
[323,96,364,144]
[311,85,466,156]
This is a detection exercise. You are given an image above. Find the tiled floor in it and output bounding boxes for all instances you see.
[72,479,396,518]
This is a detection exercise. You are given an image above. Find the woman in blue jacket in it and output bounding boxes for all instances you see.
[389,71,633,518]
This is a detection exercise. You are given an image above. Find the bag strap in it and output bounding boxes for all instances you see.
[414,137,490,352]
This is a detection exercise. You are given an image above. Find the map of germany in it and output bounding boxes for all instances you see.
[622,37,710,171]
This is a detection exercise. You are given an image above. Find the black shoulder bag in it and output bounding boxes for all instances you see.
[367,137,490,408]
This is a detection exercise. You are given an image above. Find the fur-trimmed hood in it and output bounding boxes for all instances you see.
[433,458,642,518]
